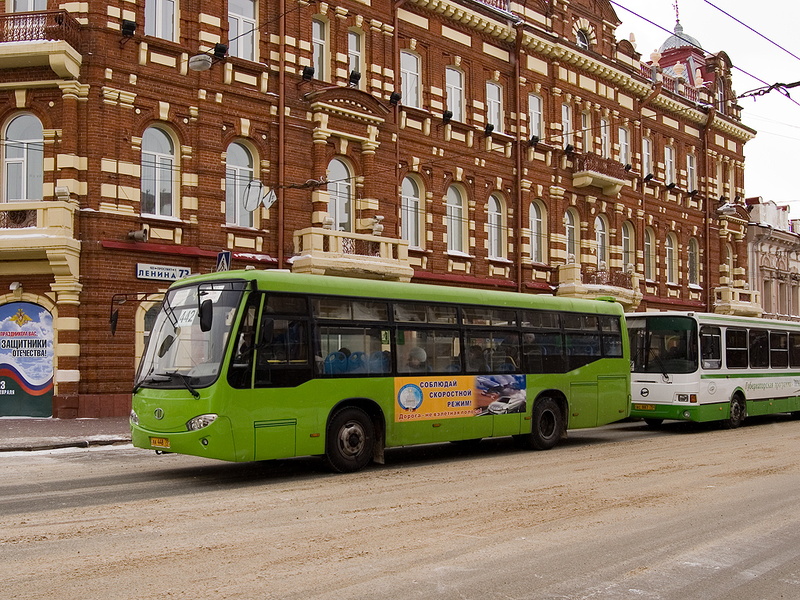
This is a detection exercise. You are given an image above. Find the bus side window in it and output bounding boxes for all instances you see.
[700,326,721,370]
[790,333,800,368]
[227,297,259,389]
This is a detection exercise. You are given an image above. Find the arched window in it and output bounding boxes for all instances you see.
[576,30,590,50]
[446,185,465,253]
[3,113,43,202]
[565,209,578,262]
[666,233,678,284]
[141,126,176,217]
[622,221,635,272]
[488,194,505,259]
[688,237,699,285]
[226,142,255,228]
[229,0,256,61]
[644,227,656,280]
[400,50,420,108]
[529,200,546,263]
[401,176,422,248]
[594,216,608,267]
[327,158,352,232]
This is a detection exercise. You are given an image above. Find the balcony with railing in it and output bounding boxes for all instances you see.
[571,153,628,197]
[713,285,762,317]
[0,10,82,78]
[556,262,642,310]
[291,227,415,281]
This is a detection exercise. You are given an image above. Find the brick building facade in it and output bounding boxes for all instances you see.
[0,0,760,417]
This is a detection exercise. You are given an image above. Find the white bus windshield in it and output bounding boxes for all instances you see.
[135,280,248,392]
[628,316,698,374]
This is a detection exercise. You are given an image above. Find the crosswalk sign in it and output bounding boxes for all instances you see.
[216,251,231,272]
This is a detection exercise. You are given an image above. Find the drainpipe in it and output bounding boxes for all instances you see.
[277,0,287,269]
[514,21,524,292]
[394,0,406,241]
[702,106,716,311]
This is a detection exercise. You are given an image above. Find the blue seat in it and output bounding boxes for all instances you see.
[324,352,347,374]
[347,351,367,373]
[368,351,389,374]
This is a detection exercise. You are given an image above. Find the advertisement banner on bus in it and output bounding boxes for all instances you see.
[394,375,526,421]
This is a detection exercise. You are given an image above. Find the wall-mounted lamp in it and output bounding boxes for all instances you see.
[666,182,677,190]
[688,189,699,197]
[128,228,149,243]
[389,91,401,105]
[9,281,21,292]
[734,195,741,202]
[442,110,453,125]
[120,19,136,46]
[348,70,361,87]
[529,135,540,147]
[213,43,228,60]
[484,123,494,137]
[624,163,632,171]
[564,144,574,154]
[719,195,727,202]
[302,65,315,81]
[54,185,70,201]
[644,173,654,182]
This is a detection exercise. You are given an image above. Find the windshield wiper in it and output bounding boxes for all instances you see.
[132,368,168,394]
[166,371,201,399]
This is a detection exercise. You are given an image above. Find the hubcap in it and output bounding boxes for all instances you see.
[338,421,365,457]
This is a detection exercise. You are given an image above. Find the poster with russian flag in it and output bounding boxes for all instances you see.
[0,302,54,417]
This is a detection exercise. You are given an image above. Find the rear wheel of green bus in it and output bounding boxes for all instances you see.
[529,397,563,450]
[325,407,375,473]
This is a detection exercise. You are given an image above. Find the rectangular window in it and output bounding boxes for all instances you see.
[320,327,390,375]
[642,137,653,175]
[397,329,460,374]
[770,332,789,368]
[561,104,573,147]
[229,0,256,61]
[664,145,675,184]
[581,112,591,151]
[726,329,748,369]
[312,19,327,81]
[687,154,697,192]
[528,94,542,140]
[400,51,420,108]
[145,0,176,41]
[393,302,458,324]
[599,118,610,158]
[465,331,520,374]
[749,329,769,368]
[446,68,464,122]
[790,333,800,367]
[618,127,630,165]
[486,82,503,133]
[700,326,722,370]
[312,297,388,321]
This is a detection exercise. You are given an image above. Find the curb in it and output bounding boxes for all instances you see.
[0,438,132,453]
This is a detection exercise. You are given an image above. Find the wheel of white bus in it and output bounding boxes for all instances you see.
[528,397,563,450]
[721,395,746,429]
[325,406,375,473]
[643,418,664,428]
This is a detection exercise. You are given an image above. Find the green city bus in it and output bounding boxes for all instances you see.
[128,270,631,472]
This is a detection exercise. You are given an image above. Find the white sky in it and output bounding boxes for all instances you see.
[613,0,800,215]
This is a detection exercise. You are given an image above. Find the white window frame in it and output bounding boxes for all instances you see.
[664,145,676,185]
[618,126,630,165]
[141,126,176,218]
[446,67,464,122]
[581,111,592,151]
[401,176,422,248]
[312,18,328,81]
[229,0,256,61]
[595,216,608,268]
[145,0,176,41]
[561,104,573,147]
[488,194,505,259]
[528,94,542,140]
[688,237,699,285]
[327,158,352,232]
[644,228,655,280]
[13,0,46,10]
[666,233,678,283]
[446,185,466,253]
[400,50,421,108]
[622,221,635,271]
[599,118,610,158]
[576,30,589,50]
[565,209,578,262]
[3,113,43,202]
[225,142,255,228]
[687,154,697,192]
[529,200,546,263]
[348,30,363,87]
[642,137,653,176]
[486,81,503,134]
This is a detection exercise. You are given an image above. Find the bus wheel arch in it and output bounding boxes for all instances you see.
[721,392,746,429]
[325,399,385,472]
[517,392,566,451]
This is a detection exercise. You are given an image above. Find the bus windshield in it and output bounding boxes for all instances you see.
[628,316,698,374]
[135,280,248,392]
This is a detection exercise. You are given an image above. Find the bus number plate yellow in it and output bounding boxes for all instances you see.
[150,437,170,449]
[634,404,656,411]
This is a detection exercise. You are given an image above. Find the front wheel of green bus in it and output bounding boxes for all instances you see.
[325,407,375,473]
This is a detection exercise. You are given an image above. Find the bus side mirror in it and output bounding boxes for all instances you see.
[110,310,119,336]
[199,299,213,332]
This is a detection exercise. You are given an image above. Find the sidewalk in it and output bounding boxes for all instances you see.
[0,417,131,452]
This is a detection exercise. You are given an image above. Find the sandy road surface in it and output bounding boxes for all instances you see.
[3,418,800,599]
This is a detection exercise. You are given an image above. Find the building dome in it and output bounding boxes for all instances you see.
[659,21,701,52]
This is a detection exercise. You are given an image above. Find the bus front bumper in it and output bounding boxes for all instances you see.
[130,415,240,461]
[631,402,729,423]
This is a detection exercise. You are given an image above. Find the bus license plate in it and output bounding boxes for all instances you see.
[150,437,170,449]
[634,404,656,411]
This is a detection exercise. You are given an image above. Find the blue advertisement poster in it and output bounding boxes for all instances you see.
[0,302,54,417]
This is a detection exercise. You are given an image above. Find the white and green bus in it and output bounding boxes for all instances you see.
[127,270,630,471]
[629,312,800,428]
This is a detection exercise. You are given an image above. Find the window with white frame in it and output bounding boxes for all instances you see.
[446,185,465,253]
[581,112,592,151]
[599,118,610,158]
[528,94,542,141]
[327,158,352,232]
[446,67,464,122]
[666,233,678,283]
[400,51,420,108]
[561,104,573,147]
[565,209,578,261]
[529,200,546,263]
[312,18,328,81]
[486,82,503,133]
[229,0,256,61]
[145,0,176,41]
[576,30,590,50]
[688,237,699,285]
[348,30,363,86]
[644,227,655,280]
[618,126,630,165]
[13,0,45,10]
[141,126,176,217]
[594,216,608,268]
[488,195,505,259]
[225,142,255,228]
[3,113,43,202]
[642,137,653,176]
[716,161,724,196]
[401,176,422,248]
[622,221,635,271]
[687,153,697,192]
[664,145,676,184]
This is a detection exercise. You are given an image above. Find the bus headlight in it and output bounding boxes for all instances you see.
[130,410,139,426]
[187,414,218,431]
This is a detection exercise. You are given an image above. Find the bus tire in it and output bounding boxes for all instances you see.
[721,396,746,429]
[529,397,563,451]
[325,406,375,473]
[643,418,664,428]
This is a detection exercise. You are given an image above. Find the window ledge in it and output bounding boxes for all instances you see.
[489,256,513,265]
[446,250,474,260]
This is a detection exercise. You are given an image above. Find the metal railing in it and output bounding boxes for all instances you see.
[582,266,634,290]
[0,10,81,48]
[573,153,627,180]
